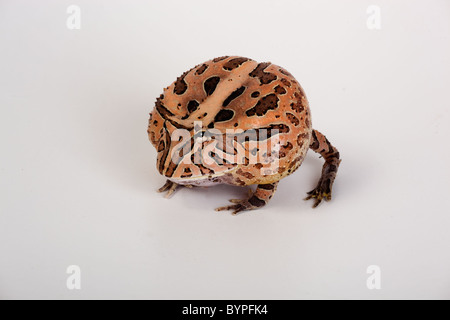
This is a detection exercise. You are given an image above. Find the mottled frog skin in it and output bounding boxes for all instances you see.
[148,56,341,214]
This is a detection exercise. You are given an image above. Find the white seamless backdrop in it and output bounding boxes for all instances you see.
[0,0,449,299]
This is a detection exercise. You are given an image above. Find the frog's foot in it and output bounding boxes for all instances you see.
[215,189,255,215]
[304,178,332,208]
[157,180,181,198]
[215,182,279,215]
[215,199,254,215]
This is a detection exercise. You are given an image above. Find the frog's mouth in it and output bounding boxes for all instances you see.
[168,166,237,186]
[169,177,218,187]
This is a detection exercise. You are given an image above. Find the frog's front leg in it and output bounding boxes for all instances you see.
[305,129,341,207]
[157,180,181,198]
[215,182,279,215]
[158,180,198,198]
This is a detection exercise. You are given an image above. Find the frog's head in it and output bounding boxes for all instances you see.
[147,109,162,148]
[148,105,237,182]
[148,109,174,177]
[148,100,197,178]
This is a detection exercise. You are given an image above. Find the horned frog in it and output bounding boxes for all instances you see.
[148,56,341,214]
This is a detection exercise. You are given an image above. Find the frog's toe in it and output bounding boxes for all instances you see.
[304,182,332,208]
[215,203,244,215]
[215,199,253,215]
[157,180,172,193]
[157,180,181,198]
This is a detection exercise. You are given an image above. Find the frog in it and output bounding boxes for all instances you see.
[147,56,341,214]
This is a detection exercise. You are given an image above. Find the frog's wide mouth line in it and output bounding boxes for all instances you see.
[167,166,237,184]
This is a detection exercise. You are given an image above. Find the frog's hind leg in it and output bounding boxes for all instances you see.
[215,182,279,215]
[305,129,341,208]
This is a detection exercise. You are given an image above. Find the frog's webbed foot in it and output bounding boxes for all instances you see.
[304,178,332,208]
[157,180,181,198]
[215,182,279,215]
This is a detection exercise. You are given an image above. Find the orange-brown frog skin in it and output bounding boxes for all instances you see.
[148,56,341,214]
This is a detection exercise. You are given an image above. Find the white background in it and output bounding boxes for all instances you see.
[1,0,449,300]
